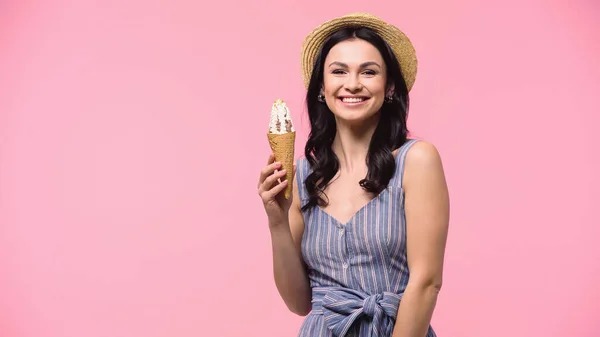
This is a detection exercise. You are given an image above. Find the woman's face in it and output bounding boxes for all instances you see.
[322,38,390,125]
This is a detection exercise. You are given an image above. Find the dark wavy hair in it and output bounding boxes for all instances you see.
[301,27,411,212]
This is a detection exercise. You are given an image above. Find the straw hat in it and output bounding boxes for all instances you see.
[300,12,418,91]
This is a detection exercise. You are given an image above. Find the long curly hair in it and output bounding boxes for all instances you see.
[301,27,411,212]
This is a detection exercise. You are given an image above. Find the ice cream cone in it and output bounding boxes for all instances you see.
[267,131,296,199]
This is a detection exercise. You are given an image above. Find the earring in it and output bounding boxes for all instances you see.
[385,95,393,103]
[317,94,325,103]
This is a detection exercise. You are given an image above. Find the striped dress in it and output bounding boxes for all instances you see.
[295,139,437,337]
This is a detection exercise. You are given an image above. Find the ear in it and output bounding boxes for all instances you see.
[386,84,395,97]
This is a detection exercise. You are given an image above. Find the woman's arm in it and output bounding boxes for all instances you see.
[392,141,450,337]
[270,170,312,316]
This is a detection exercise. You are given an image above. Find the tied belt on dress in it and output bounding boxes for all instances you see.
[311,286,402,337]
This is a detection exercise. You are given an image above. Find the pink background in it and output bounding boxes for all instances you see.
[1,0,599,336]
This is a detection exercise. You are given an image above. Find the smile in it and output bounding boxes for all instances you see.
[339,97,370,105]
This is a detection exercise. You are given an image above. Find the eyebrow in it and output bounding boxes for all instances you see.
[328,61,382,69]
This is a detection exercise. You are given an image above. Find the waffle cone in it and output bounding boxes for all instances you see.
[267,131,296,199]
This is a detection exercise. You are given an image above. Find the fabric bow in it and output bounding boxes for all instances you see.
[314,287,402,337]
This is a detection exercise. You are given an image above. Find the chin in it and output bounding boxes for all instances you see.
[332,110,379,126]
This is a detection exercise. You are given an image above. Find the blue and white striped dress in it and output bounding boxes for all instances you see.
[295,139,437,337]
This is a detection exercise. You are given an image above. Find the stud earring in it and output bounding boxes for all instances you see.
[385,95,393,103]
[317,94,325,103]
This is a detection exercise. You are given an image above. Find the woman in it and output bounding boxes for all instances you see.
[257,13,449,337]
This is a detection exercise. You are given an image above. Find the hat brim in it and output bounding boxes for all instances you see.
[300,13,418,92]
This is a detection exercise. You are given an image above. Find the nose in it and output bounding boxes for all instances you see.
[344,74,363,92]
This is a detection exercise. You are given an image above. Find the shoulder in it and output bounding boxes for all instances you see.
[403,140,446,189]
[405,140,443,165]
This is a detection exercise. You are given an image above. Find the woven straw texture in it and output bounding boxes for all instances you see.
[300,12,418,91]
[267,131,296,199]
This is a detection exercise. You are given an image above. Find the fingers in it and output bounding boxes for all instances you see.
[257,153,295,202]
[258,155,281,188]
[262,176,289,201]
[266,153,275,165]
[259,168,287,195]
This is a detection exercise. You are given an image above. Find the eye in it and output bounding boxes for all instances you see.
[331,69,346,75]
[363,70,377,76]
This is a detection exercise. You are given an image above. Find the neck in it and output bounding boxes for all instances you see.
[332,115,379,173]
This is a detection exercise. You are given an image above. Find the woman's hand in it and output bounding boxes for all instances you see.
[257,153,296,227]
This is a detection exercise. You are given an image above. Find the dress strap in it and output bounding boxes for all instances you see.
[295,157,310,204]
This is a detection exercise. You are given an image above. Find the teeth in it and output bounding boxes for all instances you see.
[342,97,366,103]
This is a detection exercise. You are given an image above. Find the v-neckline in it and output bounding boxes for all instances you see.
[316,187,391,226]
[314,147,403,227]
